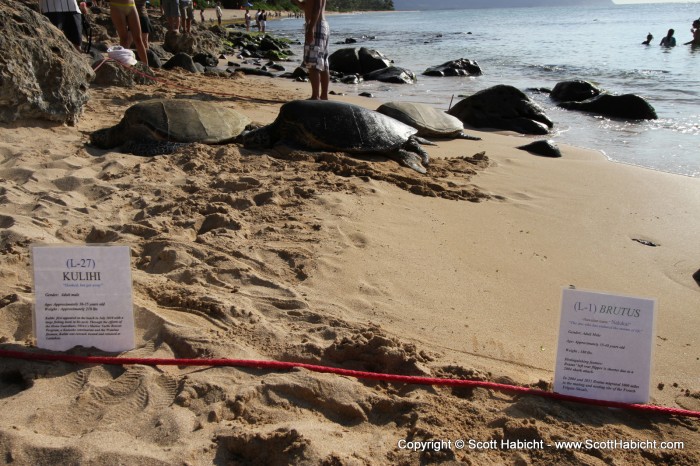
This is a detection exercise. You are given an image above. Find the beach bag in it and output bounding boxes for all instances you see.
[107,46,137,66]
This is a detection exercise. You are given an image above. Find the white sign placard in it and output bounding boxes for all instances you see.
[554,288,656,403]
[31,245,135,352]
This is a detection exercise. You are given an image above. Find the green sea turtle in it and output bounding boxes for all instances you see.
[90,99,250,155]
[376,101,481,140]
[242,100,431,174]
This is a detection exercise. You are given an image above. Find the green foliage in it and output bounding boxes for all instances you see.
[327,0,394,12]
[222,0,395,12]
[214,0,395,13]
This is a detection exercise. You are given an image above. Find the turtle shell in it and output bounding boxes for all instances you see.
[376,101,464,137]
[272,100,417,153]
[91,99,250,149]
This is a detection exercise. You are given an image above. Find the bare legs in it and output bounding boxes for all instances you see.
[111,7,148,64]
[308,68,330,100]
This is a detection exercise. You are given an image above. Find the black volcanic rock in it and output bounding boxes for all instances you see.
[424,59,482,77]
[550,80,602,102]
[329,47,391,74]
[364,66,416,84]
[517,140,562,158]
[448,85,554,135]
[558,94,658,120]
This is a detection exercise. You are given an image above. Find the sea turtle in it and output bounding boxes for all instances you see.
[242,100,431,174]
[90,99,250,155]
[376,101,481,140]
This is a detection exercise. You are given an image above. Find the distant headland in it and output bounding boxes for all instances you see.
[393,0,614,9]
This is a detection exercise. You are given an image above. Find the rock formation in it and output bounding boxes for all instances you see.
[0,0,94,124]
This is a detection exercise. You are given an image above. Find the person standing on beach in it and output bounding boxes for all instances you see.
[178,0,193,33]
[660,28,676,47]
[215,2,222,26]
[133,0,152,49]
[39,0,84,50]
[244,8,251,31]
[162,0,180,32]
[108,0,149,64]
[291,0,330,100]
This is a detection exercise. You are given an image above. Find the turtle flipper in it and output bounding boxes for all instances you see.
[412,136,438,146]
[394,149,427,174]
[457,132,482,141]
[122,141,190,156]
[404,137,430,167]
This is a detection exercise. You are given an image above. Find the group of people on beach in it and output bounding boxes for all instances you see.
[643,18,700,47]
[40,0,331,100]
[39,0,150,64]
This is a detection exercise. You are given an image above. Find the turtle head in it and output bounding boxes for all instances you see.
[90,127,115,149]
[241,125,274,149]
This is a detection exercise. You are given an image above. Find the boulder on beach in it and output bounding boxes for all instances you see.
[0,0,94,124]
[517,139,562,158]
[163,53,200,73]
[558,93,658,120]
[363,66,416,84]
[193,52,219,68]
[329,47,391,75]
[328,48,360,74]
[550,80,602,102]
[448,85,554,135]
[423,58,482,77]
[163,29,222,57]
[93,61,155,87]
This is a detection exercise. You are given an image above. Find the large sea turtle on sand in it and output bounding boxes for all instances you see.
[90,99,250,155]
[376,101,481,140]
[242,100,431,174]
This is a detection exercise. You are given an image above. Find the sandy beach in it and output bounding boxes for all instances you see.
[1,15,699,465]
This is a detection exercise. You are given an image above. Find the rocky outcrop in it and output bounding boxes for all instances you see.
[228,32,294,61]
[423,59,482,77]
[163,30,222,57]
[93,61,155,87]
[0,1,94,124]
[550,80,602,102]
[163,53,200,73]
[448,85,554,135]
[558,94,658,120]
[329,47,391,75]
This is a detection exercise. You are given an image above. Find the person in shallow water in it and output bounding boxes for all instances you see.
[659,28,676,47]
[642,32,653,45]
[684,19,700,45]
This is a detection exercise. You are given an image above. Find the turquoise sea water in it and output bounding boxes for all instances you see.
[270,3,700,177]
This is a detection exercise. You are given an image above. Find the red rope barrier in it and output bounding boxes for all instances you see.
[78,55,700,421]
[1,348,698,419]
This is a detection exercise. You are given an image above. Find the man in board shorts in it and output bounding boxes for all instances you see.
[291,0,329,100]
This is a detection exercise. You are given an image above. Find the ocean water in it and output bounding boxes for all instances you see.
[269,3,700,177]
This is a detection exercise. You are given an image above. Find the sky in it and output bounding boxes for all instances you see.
[613,0,699,3]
